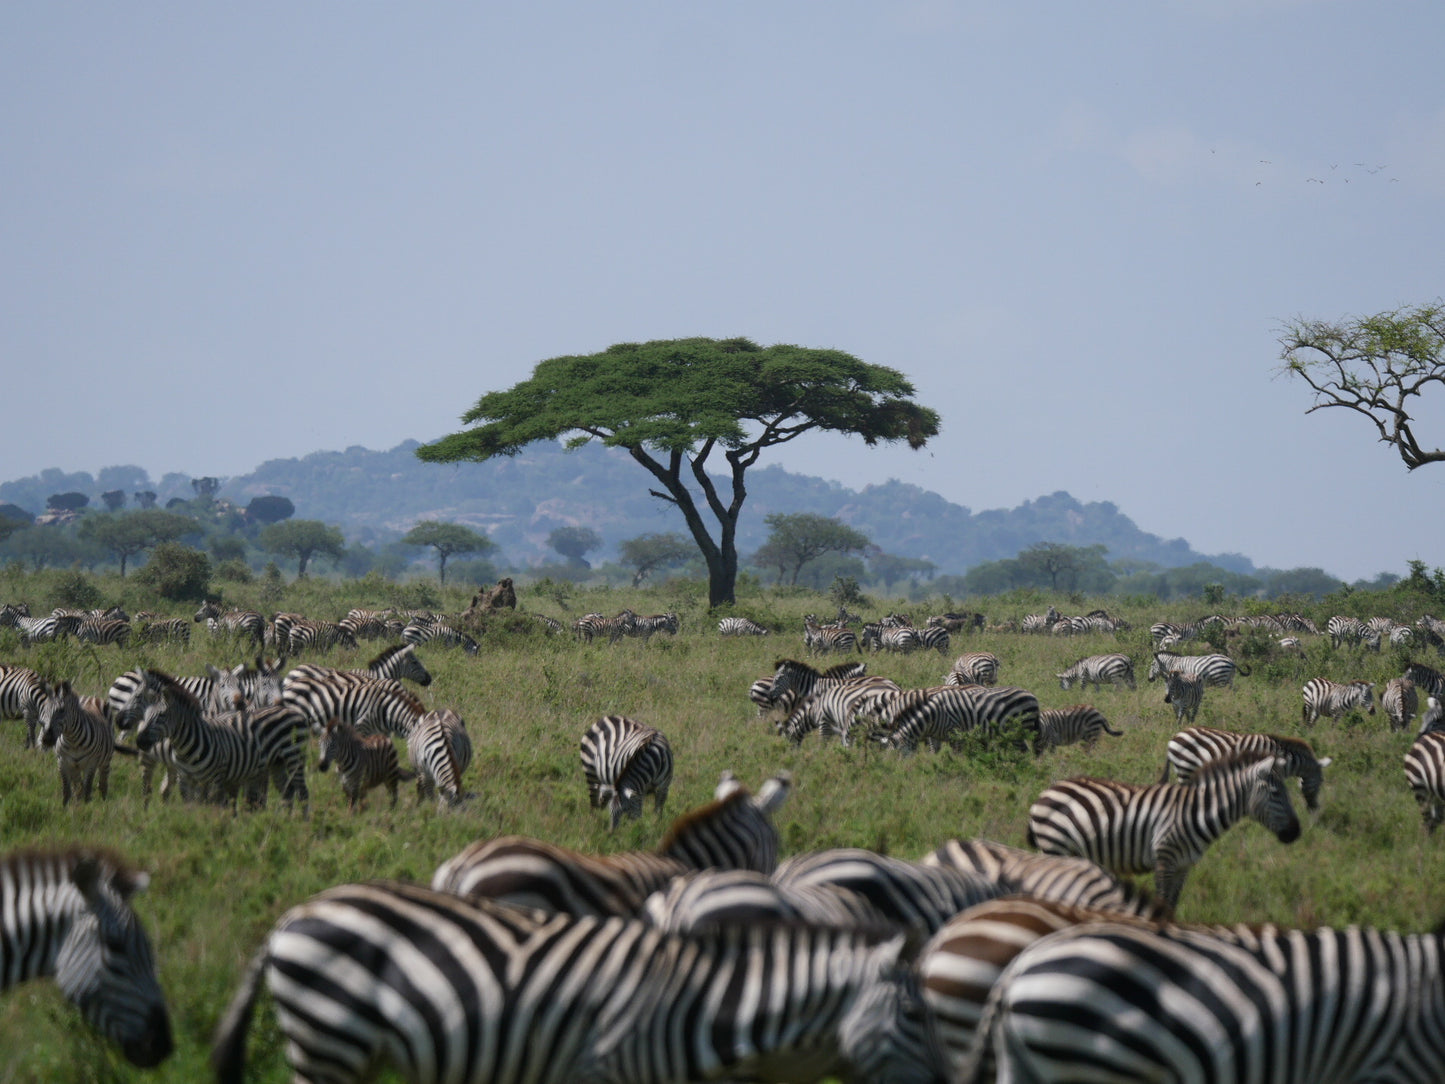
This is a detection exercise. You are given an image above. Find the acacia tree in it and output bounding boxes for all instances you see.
[1278,301,1445,469]
[78,509,195,577]
[547,526,603,569]
[258,519,345,578]
[416,337,939,607]
[402,521,495,585]
[755,512,871,586]
[619,532,694,586]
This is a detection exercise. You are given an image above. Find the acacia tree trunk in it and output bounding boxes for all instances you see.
[629,445,742,609]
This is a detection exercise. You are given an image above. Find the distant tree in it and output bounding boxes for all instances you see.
[1016,542,1092,592]
[618,532,695,586]
[402,521,496,585]
[547,526,603,569]
[245,494,295,526]
[165,498,189,510]
[191,476,221,502]
[0,516,22,546]
[869,551,937,591]
[3,526,85,570]
[798,553,869,592]
[46,492,89,513]
[78,509,195,577]
[749,537,791,586]
[1278,301,1445,470]
[1260,567,1343,599]
[758,512,870,586]
[258,519,346,578]
[416,336,939,607]
[133,542,212,601]
[0,503,33,525]
[100,490,127,512]
[209,534,249,563]
[134,491,158,509]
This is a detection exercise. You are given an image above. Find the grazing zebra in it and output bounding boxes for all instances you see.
[919,838,1171,919]
[966,916,1445,1084]
[283,642,433,691]
[530,612,565,635]
[74,616,132,647]
[406,707,472,808]
[767,656,876,711]
[0,663,48,746]
[1055,652,1135,691]
[0,848,172,1067]
[133,612,191,645]
[1404,730,1445,831]
[37,681,123,804]
[572,609,638,644]
[283,617,359,654]
[1148,649,1248,687]
[1163,724,1333,810]
[640,868,888,935]
[944,651,1000,686]
[1405,661,1445,699]
[1026,751,1301,909]
[1328,613,1382,650]
[803,615,860,655]
[579,715,674,829]
[717,615,770,636]
[1020,606,1060,634]
[861,623,923,653]
[1149,619,1203,646]
[316,717,415,811]
[775,678,903,746]
[1382,675,1419,732]
[914,624,951,654]
[880,685,1040,755]
[280,670,427,735]
[1301,676,1376,725]
[192,600,266,647]
[1421,696,1445,735]
[211,880,937,1084]
[1163,668,1205,724]
[771,847,1000,943]
[1035,705,1122,752]
[927,611,985,633]
[343,607,405,639]
[401,618,480,654]
[5,612,68,644]
[621,612,680,641]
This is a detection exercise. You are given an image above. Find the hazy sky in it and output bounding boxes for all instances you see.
[5,2,1443,582]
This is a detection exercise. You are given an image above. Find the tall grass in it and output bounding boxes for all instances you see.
[0,582,1442,1081]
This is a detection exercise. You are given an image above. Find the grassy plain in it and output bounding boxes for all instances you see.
[0,579,1442,1082]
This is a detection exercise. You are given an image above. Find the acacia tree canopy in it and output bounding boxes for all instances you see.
[78,509,196,578]
[258,519,345,578]
[619,532,695,586]
[757,512,871,586]
[402,520,495,584]
[416,337,939,606]
[1278,300,1445,470]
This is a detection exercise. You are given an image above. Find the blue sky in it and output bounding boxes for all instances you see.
[4,2,1443,581]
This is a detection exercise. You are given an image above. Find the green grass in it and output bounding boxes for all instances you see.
[1,585,1443,1081]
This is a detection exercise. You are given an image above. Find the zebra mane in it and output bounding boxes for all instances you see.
[141,668,202,710]
[1180,748,1283,782]
[0,846,146,898]
[772,658,822,678]
[655,789,753,851]
[1267,733,1318,759]
[366,644,410,669]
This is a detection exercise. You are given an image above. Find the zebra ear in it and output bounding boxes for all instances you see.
[1317,756,1333,769]
[70,855,106,903]
[754,771,794,815]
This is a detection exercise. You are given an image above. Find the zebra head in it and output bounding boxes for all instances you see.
[316,717,342,772]
[1245,755,1302,844]
[37,681,76,748]
[54,854,173,1067]
[837,955,947,1084]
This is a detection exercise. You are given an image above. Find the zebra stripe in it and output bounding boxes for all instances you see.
[1148,650,1248,687]
[944,651,1000,686]
[284,642,433,691]
[572,609,638,644]
[1382,676,1419,732]
[776,678,903,746]
[803,616,860,655]
[621,612,680,641]
[37,681,121,805]
[1035,705,1122,752]
[579,715,674,829]
[640,868,887,934]
[914,625,951,654]
[74,616,132,647]
[970,918,1445,1084]
[1405,661,1445,699]
[1327,613,1382,650]
[280,671,427,735]
[133,613,191,645]
[0,664,47,747]
[1405,730,1445,832]
[655,771,792,874]
[211,880,934,1084]
[861,623,924,653]
[767,657,873,711]
[1301,677,1376,725]
[717,616,770,636]
[1163,724,1333,810]
[0,848,171,1067]
[284,617,359,655]
[401,619,480,654]
[1163,668,1205,724]
[192,601,266,647]
[406,707,472,808]
[1027,751,1301,909]
[919,838,1171,919]
[316,717,415,811]
[880,685,1040,755]
[1055,652,1135,691]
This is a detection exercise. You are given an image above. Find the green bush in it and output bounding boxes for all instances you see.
[133,542,212,601]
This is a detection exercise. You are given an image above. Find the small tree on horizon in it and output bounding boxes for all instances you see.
[402,521,496,585]
[618,532,695,586]
[78,509,196,577]
[756,512,870,586]
[547,526,603,569]
[258,519,345,578]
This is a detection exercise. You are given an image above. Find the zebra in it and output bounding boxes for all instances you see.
[965,916,1445,1084]
[579,715,674,829]
[1020,606,1060,634]
[803,615,860,655]
[1405,661,1445,699]
[1163,724,1333,810]
[1163,668,1205,724]
[944,651,1000,686]
[406,707,472,809]
[37,681,124,804]
[284,617,359,654]
[919,838,1171,919]
[861,623,923,653]
[74,616,132,647]
[530,612,565,635]
[927,611,984,633]
[316,716,415,811]
[1421,696,1445,735]
[1055,652,1135,691]
[0,848,172,1067]
[717,615,770,636]
[768,656,876,710]
[775,678,903,746]
[1149,619,1204,646]
[192,600,266,647]
[1026,751,1301,910]
[1328,613,1381,650]
[432,772,794,915]
[621,612,680,641]
[1404,730,1445,831]
[132,612,191,645]
[401,619,480,654]
[6,612,70,644]
[1035,705,1122,752]
[1382,675,1420,732]
[343,607,405,639]
[879,685,1040,755]
[1148,649,1248,688]
[283,642,433,691]
[1301,676,1376,725]
[0,663,48,746]
[572,609,638,644]
[915,624,951,654]
[280,670,428,735]
[640,867,888,934]
[211,880,939,1084]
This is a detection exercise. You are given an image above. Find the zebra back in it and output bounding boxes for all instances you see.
[579,716,674,830]
[1165,725,1332,810]
[655,773,792,874]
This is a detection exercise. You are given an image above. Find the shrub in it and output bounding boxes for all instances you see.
[133,542,212,601]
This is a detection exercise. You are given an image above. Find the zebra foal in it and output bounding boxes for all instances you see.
[316,717,415,811]
[38,680,126,804]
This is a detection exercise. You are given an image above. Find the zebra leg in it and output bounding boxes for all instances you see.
[654,784,669,814]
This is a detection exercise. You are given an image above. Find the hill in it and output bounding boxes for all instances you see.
[0,440,1254,576]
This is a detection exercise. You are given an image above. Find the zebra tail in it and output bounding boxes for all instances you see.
[113,742,141,758]
[1102,720,1124,736]
[210,945,269,1084]
[1158,757,1172,784]
[1236,660,1252,676]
